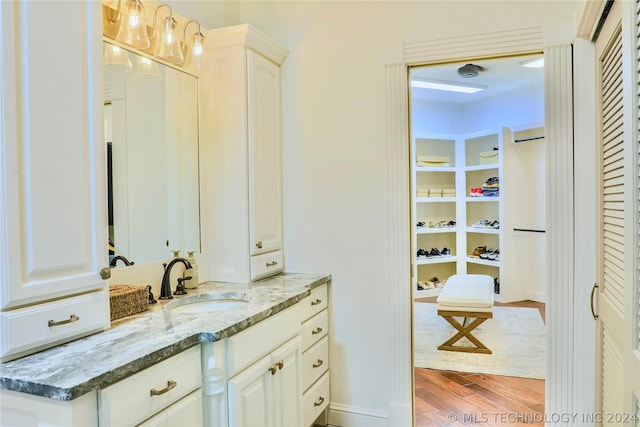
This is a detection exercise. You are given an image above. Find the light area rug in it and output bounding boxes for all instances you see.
[413,302,546,379]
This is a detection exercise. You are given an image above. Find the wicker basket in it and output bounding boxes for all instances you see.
[109,284,149,321]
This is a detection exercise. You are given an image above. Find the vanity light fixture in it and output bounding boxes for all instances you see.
[113,0,151,50]
[135,56,162,82]
[152,4,184,64]
[411,78,486,94]
[182,19,205,70]
[103,44,132,72]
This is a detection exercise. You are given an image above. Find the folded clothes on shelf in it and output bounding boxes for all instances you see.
[416,155,450,167]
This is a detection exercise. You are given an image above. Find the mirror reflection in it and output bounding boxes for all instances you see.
[104,41,200,266]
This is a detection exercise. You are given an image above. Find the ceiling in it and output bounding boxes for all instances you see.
[410,53,544,105]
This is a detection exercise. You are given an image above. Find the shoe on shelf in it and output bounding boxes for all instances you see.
[490,220,500,229]
[429,247,441,257]
[469,246,487,258]
[417,248,427,259]
[441,247,451,256]
[485,176,499,185]
[416,221,425,228]
[472,219,491,228]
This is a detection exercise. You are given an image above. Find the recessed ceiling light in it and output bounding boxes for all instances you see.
[520,57,544,68]
[411,78,486,94]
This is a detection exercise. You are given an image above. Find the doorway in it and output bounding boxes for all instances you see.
[408,54,547,424]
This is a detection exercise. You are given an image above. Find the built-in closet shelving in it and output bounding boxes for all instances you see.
[412,124,546,303]
[412,128,506,301]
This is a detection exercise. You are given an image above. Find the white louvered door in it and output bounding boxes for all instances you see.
[595,1,640,425]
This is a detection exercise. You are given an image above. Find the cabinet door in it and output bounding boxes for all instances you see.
[247,50,283,256]
[0,1,107,308]
[271,336,302,427]
[228,354,272,426]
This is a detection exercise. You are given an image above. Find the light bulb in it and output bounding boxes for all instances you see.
[115,0,151,49]
[156,16,183,63]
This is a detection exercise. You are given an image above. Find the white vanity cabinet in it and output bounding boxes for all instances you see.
[99,346,202,427]
[226,303,303,427]
[300,284,330,426]
[0,0,109,361]
[202,24,288,283]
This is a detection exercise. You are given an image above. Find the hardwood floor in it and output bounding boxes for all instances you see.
[414,299,546,426]
[414,368,545,426]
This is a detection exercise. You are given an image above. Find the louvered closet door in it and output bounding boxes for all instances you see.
[595,1,640,424]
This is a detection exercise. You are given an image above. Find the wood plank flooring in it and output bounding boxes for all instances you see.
[414,300,546,427]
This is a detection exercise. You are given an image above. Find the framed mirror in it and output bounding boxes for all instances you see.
[103,41,200,266]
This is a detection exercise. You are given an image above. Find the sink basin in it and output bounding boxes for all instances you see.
[167,293,250,314]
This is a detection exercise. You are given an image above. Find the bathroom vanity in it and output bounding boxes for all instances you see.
[0,273,331,427]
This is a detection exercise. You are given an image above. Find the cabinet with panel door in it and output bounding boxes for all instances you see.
[0,0,110,362]
[203,24,288,283]
[226,303,304,426]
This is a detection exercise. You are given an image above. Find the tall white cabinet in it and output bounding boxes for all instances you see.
[0,0,109,361]
[202,24,288,283]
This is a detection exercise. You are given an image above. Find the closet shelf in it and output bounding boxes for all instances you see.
[465,197,501,203]
[466,227,500,234]
[416,197,456,203]
[465,164,498,172]
[465,257,500,267]
[416,227,456,234]
[415,166,456,173]
[416,257,457,265]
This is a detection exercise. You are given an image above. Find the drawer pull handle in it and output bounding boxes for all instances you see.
[312,327,323,335]
[277,360,284,370]
[269,366,277,375]
[266,261,278,267]
[48,314,79,327]
[256,241,263,249]
[311,298,322,306]
[314,396,325,407]
[150,380,177,396]
[312,359,324,368]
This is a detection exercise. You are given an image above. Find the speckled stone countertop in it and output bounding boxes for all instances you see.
[0,272,330,401]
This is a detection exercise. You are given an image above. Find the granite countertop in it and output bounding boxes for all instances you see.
[0,272,330,401]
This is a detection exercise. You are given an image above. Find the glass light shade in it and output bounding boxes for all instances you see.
[135,56,161,82]
[185,32,205,70]
[116,0,151,49]
[103,44,132,72]
[155,17,183,63]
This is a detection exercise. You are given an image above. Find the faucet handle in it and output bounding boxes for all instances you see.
[174,277,191,295]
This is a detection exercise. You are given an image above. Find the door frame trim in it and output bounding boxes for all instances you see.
[384,26,578,425]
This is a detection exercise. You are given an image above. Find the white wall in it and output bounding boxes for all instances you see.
[233,2,577,422]
[169,0,581,423]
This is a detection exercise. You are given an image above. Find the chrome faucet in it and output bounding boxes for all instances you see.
[110,255,134,267]
[159,257,193,300]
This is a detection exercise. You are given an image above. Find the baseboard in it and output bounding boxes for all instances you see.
[327,403,388,427]
[527,291,546,304]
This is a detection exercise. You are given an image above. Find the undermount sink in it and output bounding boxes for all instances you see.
[166,293,250,314]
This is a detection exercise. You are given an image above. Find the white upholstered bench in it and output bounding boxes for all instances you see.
[436,274,495,354]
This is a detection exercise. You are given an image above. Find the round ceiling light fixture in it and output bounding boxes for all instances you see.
[457,63,484,78]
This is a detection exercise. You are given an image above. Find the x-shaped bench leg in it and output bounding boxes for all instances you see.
[437,313,492,354]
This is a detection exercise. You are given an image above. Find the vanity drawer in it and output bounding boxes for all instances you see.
[250,250,283,281]
[98,346,201,427]
[0,290,108,360]
[301,309,328,350]
[303,371,330,427]
[226,303,302,377]
[302,336,329,391]
[301,284,327,321]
